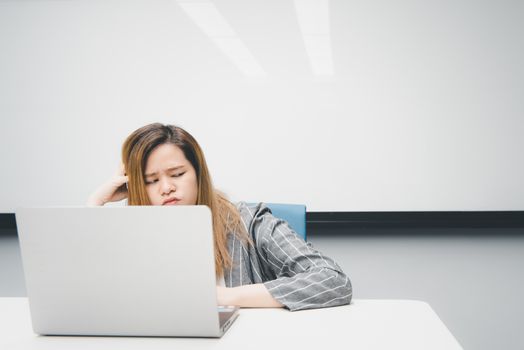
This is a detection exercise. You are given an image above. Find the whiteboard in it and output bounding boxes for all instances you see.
[1,0,523,212]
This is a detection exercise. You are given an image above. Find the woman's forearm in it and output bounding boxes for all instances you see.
[233,284,284,308]
[86,195,105,206]
[218,284,284,308]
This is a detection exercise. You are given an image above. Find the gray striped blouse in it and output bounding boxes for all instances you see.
[225,201,353,311]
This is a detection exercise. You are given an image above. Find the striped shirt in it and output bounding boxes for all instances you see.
[225,201,353,311]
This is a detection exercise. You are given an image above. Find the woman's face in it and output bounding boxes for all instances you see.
[143,143,198,206]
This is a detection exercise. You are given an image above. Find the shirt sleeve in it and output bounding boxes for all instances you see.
[248,203,353,311]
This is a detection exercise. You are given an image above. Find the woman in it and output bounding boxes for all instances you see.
[87,123,352,311]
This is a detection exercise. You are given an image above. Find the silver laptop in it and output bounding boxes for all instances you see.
[15,205,239,337]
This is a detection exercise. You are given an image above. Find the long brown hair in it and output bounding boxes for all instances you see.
[121,123,251,277]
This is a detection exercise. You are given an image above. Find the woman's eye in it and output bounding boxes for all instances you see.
[145,172,185,184]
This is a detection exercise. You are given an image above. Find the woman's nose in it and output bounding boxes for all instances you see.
[160,177,175,194]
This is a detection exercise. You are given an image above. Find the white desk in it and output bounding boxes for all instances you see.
[0,298,462,349]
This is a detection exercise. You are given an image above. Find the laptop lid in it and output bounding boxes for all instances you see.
[16,205,228,337]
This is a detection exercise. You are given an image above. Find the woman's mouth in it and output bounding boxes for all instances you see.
[162,198,181,205]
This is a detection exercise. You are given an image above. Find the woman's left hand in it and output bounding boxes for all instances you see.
[216,286,237,306]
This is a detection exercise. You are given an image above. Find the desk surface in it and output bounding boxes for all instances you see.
[0,298,462,349]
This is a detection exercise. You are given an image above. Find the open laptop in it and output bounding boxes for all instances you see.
[15,205,239,337]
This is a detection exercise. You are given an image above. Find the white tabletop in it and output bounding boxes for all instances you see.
[0,298,462,349]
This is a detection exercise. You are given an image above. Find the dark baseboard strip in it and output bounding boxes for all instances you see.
[307,211,524,228]
[2,211,524,235]
[0,214,16,230]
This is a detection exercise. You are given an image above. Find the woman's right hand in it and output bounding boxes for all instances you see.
[86,162,129,206]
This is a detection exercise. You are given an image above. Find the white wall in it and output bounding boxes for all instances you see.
[1,0,523,212]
